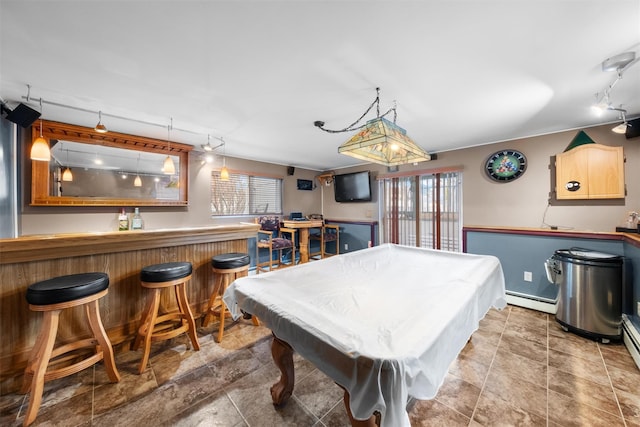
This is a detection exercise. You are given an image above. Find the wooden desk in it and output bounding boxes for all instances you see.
[281,220,323,263]
[224,244,506,426]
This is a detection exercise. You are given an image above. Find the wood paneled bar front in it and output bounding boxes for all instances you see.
[0,223,259,394]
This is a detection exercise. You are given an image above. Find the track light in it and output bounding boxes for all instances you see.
[612,110,629,134]
[94,110,107,133]
[163,119,176,175]
[220,137,229,181]
[30,99,50,161]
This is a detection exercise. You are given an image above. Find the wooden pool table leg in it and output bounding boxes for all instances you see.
[341,386,380,427]
[270,334,295,406]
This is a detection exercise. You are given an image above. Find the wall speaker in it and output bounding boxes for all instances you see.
[3,103,41,128]
[287,166,295,176]
[626,118,640,139]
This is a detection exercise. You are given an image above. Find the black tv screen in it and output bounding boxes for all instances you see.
[334,171,372,202]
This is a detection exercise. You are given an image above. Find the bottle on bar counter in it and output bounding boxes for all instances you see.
[131,207,143,230]
[118,208,129,231]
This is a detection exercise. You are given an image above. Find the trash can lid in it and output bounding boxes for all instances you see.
[554,248,622,262]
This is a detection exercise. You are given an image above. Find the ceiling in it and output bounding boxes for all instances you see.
[1,1,639,172]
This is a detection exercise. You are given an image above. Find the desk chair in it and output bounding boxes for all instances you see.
[256,216,297,273]
[309,216,339,259]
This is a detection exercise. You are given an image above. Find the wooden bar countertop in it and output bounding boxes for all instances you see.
[0,223,260,264]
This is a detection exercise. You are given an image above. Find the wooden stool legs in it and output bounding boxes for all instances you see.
[203,265,258,343]
[132,275,200,374]
[21,291,120,427]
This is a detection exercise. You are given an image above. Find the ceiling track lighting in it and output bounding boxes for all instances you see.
[314,87,431,166]
[591,52,639,134]
[94,110,107,133]
[19,85,225,154]
[30,98,51,161]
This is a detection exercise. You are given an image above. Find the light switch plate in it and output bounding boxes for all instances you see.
[524,271,533,282]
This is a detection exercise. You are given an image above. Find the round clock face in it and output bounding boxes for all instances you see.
[485,150,527,182]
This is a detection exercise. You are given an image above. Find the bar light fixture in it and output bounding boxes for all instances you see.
[314,87,431,166]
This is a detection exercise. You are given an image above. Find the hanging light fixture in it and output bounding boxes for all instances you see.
[30,99,51,161]
[219,137,229,181]
[612,110,630,134]
[163,118,176,175]
[314,87,431,166]
[134,153,142,187]
[94,110,107,133]
[62,167,73,181]
[62,143,73,181]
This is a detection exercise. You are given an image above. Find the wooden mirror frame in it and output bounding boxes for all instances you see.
[31,120,192,206]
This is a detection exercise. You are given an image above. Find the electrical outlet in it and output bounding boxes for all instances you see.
[524,271,533,282]
[637,301,640,314]
[344,243,349,251]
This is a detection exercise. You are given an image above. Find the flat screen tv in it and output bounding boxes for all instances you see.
[334,171,372,203]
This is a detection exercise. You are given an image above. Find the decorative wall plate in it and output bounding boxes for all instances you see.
[485,150,527,182]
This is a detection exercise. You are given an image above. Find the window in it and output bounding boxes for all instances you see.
[211,172,282,216]
[379,170,462,251]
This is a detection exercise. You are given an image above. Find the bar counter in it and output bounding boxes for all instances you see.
[0,223,260,394]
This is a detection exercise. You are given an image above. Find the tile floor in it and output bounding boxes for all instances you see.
[2,305,640,426]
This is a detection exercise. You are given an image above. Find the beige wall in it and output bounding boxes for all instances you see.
[18,123,639,235]
[323,123,639,232]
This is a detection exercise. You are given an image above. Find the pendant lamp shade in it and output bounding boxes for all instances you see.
[220,165,229,181]
[62,167,73,182]
[134,175,142,187]
[163,155,176,175]
[31,135,51,161]
[338,117,430,166]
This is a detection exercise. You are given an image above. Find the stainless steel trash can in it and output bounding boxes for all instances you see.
[545,248,623,342]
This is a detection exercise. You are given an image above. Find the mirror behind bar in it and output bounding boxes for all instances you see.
[31,120,192,206]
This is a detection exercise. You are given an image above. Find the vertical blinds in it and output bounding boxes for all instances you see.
[380,171,462,251]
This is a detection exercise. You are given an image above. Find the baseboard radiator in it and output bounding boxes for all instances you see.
[622,314,640,370]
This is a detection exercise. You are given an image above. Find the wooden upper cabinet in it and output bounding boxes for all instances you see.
[555,144,625,199]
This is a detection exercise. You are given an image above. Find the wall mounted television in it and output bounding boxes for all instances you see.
[334,171,372,203]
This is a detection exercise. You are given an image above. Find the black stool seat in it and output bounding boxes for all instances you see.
[140,262,192,282]
[26,273,109,305]
[212,253,250,269]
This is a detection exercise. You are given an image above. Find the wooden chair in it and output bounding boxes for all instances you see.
[255,216,297,273]
[309,216,340,259]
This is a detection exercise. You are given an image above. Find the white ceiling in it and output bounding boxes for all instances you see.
[1,1,639,172]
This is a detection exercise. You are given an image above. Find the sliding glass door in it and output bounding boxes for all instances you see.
[379,171,462,251]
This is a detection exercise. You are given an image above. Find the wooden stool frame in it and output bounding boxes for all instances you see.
[204,264,259,343]
[132,273,200,374]
[20,288,120,427]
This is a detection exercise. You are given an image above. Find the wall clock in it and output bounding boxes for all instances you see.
[484,149,527,182]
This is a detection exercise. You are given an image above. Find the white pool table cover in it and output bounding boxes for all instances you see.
[224,243,506,427]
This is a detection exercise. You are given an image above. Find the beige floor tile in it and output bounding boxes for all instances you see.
[548,389,625,427]
[482,367,547,419]
[548,347,611,386]
[409,398,471,426]
[490,345,547,388]
[434,373,481,417]
[548,366,620,416]
[472,388,546,426]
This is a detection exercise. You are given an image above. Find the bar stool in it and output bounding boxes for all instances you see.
[203,253,257,343]
[132,262,200,374]
[21,272,120,427]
